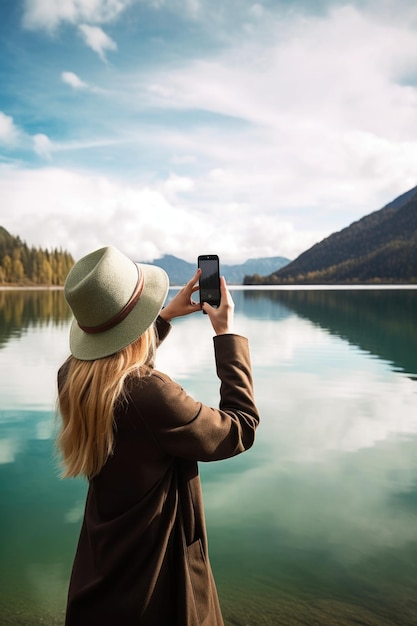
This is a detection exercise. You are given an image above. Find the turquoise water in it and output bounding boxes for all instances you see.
[1,288,417,625]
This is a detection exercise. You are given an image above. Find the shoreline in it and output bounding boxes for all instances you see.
[1,283,417,293]
[0,285,64,290]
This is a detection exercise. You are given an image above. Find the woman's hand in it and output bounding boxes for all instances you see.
[159,269,202,322]
[202,277,234,335]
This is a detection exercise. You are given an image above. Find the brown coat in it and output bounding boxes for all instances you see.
[62,318,260,626]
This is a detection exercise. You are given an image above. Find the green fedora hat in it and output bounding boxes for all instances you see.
[64,246,169,360]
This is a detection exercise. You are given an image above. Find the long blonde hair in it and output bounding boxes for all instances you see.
[57,325,157,479]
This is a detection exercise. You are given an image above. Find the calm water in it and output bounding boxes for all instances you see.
[1,287,417,625]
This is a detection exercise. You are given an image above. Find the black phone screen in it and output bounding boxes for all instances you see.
[198,255,220,308]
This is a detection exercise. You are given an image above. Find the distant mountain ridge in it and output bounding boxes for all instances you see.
[139,254,291,285]
[0,225,290,287]
[245,186,417,284]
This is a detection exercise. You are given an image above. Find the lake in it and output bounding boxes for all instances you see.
[1,287,417,625]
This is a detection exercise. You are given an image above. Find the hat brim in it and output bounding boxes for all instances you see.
[68,263,169,360]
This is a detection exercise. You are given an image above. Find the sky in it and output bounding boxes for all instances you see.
[1,0,417,265]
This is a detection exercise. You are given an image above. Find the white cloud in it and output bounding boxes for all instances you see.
[248,3,264,18]
[33,134,53,159]
[22,0,132,31]
[0,165,311,262]
[0,113,54,159]
[0,112,21,147]
[162,173,195,198]
[171,154,196,165]
[129,4,417,226]
[78,24,117,60]
[145,5,417,138]
[9,2,417,263]
[61,71,89,90]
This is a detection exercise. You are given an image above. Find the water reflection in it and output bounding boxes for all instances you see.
[0,289,71,349]
[243,288,417,376]
[160,289,417,624]
[1,288,417,625]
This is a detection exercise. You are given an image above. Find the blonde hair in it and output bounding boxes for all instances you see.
[57,326,157,479]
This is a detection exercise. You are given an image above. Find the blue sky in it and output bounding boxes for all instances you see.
[1,0,417,264]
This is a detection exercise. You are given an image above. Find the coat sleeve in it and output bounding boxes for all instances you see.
[154,315,171,345]
[129,334,260,462]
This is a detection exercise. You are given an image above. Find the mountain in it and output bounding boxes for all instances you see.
[140,254,291,285]
[244,186,417,284]
[0,225,289,286]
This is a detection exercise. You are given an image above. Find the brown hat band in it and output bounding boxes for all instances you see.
[78,267,145,334]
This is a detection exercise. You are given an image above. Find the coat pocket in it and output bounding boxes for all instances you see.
[186,539,211,624]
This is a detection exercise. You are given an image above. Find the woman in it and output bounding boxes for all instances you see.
[57,245,260,626]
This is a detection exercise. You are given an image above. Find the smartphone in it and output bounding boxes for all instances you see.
[198,254,220,311]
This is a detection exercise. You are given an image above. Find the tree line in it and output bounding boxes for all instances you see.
[0,227,74,286]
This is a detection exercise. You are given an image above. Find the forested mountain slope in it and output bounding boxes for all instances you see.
[245,186,417,284]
